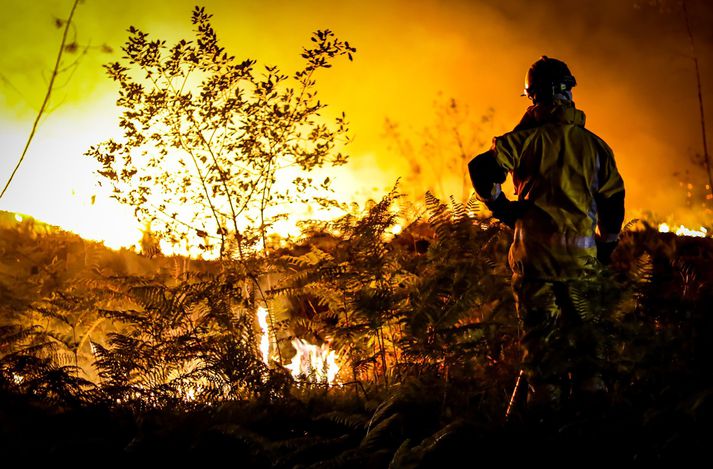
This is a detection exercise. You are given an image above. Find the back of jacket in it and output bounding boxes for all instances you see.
[491,100,624,279]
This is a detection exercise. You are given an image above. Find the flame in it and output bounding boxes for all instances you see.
[658,223,708,238]
[257,305,341,385]
[257,307,271,365]
[285,338,341,385]
[674,226,708,237]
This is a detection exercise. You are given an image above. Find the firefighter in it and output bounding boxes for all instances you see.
[468,56,625,411]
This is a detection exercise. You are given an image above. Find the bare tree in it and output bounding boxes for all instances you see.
[681,0,712,199]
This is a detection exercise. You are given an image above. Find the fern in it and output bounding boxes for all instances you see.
[622,218,641,233]
[316,410,368,431]
[425,191,451,239]
[631,252,654,286]
[0,323,95,406]
[388,438,413,469]
[449,195,467,221]
[360,412,401,451]
[465,194,482,218]
[92,273,289,406]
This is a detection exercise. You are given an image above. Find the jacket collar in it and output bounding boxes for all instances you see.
[514,99,586,131]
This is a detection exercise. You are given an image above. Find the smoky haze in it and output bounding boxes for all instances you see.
[0,0,711,240]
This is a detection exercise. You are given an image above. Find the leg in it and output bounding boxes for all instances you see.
[554,280,608,402]
[512,275,568,411]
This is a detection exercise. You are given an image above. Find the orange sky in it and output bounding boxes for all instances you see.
[0,0,711,247]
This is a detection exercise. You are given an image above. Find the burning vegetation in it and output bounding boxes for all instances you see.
[2,192,712,463]
[1,4,713,465]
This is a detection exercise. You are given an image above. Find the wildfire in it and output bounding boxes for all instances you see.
[257,306,271,365]
[658,223,709,238]
[285,338,341,385]
[257,306,341,385]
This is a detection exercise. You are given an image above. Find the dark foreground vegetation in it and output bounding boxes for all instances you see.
[1,196,712,466]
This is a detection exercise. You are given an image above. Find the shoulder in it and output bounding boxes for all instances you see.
[581,128,615,156]
[513,106,539,131]
[492,127,536,156]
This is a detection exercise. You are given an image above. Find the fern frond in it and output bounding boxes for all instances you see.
[568,283,593,323]
[622,218,641,233]
[316,410,369,431]
[367,394,399,432]
[449,195,466,222]
[465,194,482,218]
[631,252,653,285]
[288,246,335,267]
[388,439,413,469]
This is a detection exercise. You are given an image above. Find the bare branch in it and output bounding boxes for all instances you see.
[0,0,81,199]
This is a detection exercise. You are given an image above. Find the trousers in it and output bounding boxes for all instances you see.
[511,274,606,406]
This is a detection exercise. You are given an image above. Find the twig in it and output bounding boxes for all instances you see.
[682,0,712,197]
[0,0,81,199]
[505,369,524,421]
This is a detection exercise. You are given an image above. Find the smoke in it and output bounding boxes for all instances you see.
[0,0,711,243]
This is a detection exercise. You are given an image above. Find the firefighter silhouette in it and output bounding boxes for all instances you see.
[469,56,625,411]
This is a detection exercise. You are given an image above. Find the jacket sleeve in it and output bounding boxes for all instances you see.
[594,140,625,242]
[468,131,525,202]
[468,149,507,202]
[469,133,533,228]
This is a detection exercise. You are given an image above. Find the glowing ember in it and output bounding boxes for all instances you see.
[285,338,340,385]
[257,307,271,365]
[658,223,708,238]
[675,226,708,237]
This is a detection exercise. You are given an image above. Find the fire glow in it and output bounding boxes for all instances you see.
[257,306,341,385]
[658,223,709,238]
[284,338,341,385]
[257,307,271,365]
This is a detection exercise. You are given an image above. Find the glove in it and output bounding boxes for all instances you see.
[486,193,529,229]
[596,239,617,265]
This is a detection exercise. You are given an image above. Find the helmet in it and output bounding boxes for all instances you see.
[524,56,577,102]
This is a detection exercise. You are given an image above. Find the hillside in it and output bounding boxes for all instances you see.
[1,207,712,464]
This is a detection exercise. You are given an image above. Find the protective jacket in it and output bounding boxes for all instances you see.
[468,100,625,280]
